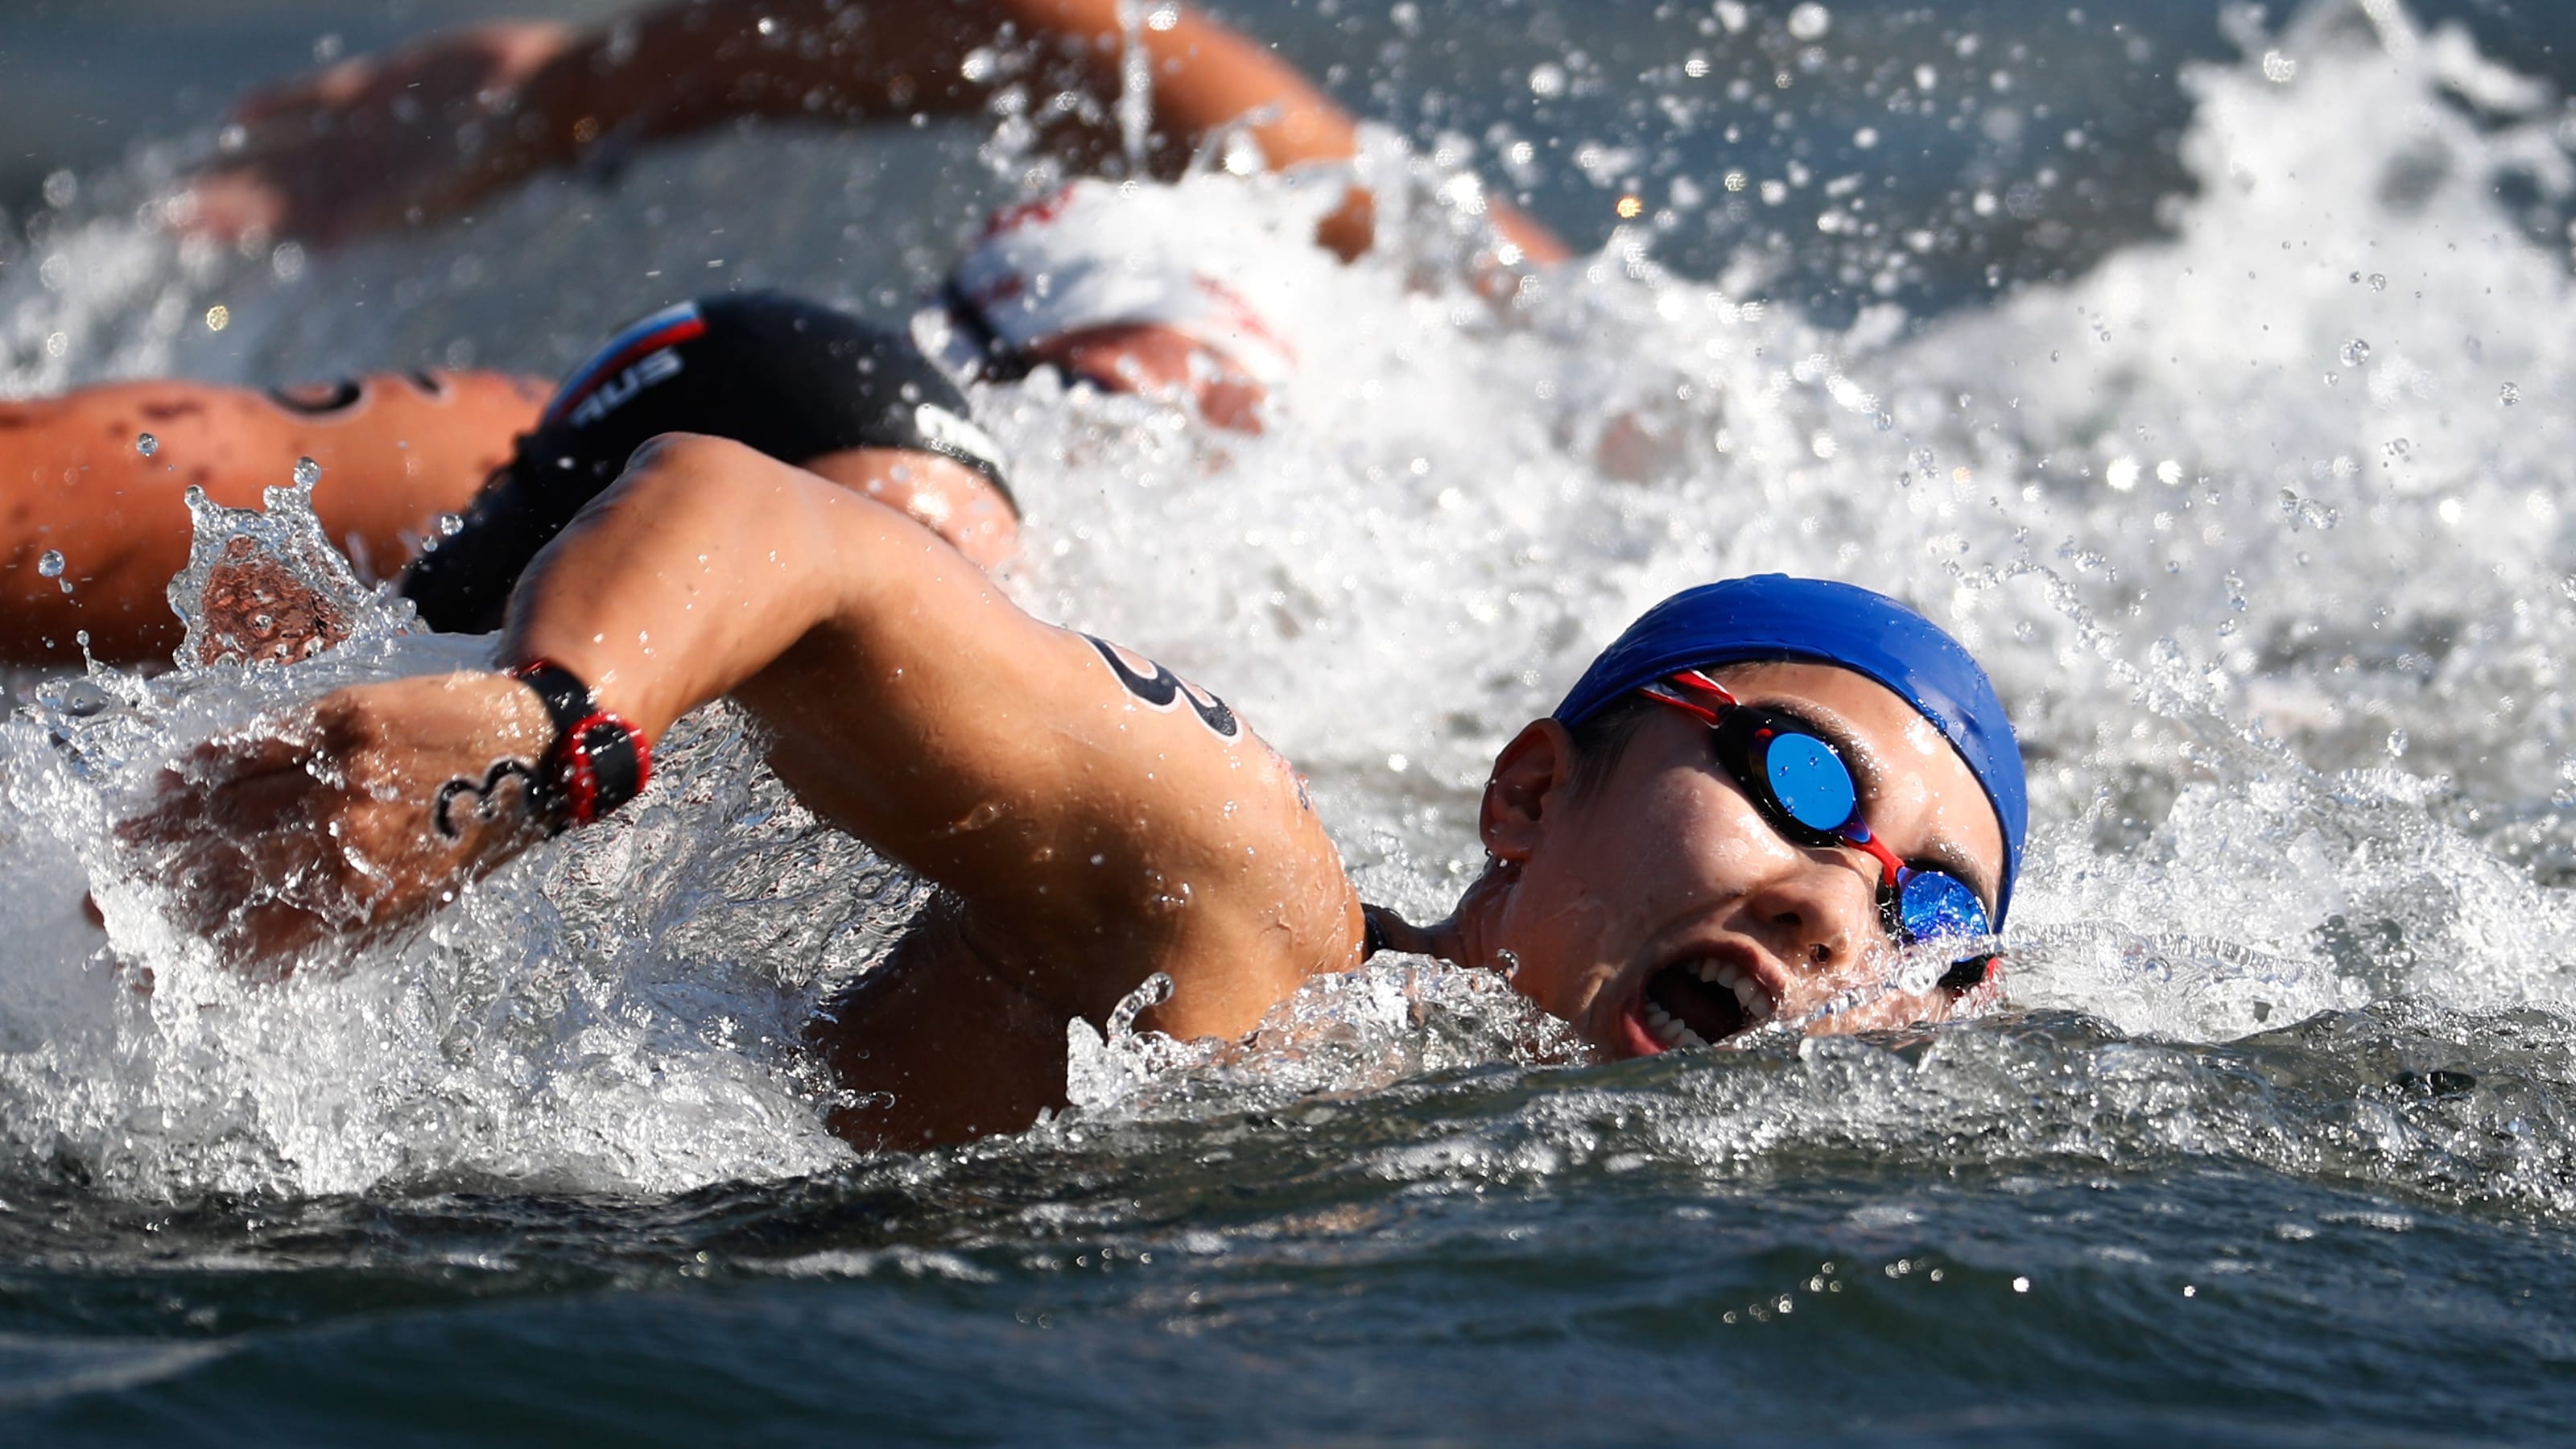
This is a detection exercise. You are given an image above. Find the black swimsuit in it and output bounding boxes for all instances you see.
[1361,906,1393,960]
[400,292,1013,634]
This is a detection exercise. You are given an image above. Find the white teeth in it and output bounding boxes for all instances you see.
[1642,996,1712,1050]
[1694,959,1723,985]
[1732,976,1771,1022]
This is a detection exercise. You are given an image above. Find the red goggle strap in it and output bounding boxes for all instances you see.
[1639,670,1738,726]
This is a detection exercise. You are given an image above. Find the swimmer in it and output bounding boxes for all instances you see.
[1,0,1569,666]
[117,420,2025,1148]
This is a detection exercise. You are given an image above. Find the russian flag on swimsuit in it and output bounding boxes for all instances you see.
[540,302,711,430]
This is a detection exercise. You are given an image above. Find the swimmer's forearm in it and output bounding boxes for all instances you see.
[508,1,1348,171]
[0,377,538,667]
[495,435,865,739]
[521,0,1562,261]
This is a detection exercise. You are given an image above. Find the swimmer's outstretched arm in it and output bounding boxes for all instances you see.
[128,432,1361,1143]
[188,0,1567,265]
[0,372,546,665]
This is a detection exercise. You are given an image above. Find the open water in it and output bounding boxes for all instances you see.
[8,0,2576,1441]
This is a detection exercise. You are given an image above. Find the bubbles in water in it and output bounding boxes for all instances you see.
[37,550,64,578]
[135,432,157,457]
[2339,338,2372,366]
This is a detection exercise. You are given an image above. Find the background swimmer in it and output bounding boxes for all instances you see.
[0,0,1570,666]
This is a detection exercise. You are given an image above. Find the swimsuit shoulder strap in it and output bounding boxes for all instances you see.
[1360,904,1393,960]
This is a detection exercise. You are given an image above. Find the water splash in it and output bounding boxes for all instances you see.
[164,460,403,667]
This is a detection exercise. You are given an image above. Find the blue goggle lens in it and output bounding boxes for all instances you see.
[1762,732,1857,834]
[1897,869,1989,945]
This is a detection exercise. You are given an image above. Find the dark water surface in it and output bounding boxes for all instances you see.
[9,1009,2576,1441]
[19,1163,2576,1444]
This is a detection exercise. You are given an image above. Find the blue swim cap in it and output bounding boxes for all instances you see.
[1552,576,2029,925]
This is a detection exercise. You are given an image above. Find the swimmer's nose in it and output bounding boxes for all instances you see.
[1742,856,1870,973]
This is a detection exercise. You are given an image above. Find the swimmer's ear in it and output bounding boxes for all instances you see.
[1480,719,1577,864]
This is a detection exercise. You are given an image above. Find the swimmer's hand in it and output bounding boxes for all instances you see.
[183,23,578,247]
[116,673,555,972]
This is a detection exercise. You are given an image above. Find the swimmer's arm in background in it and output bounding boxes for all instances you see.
[0,372,545,667]
[186,0,1567,266]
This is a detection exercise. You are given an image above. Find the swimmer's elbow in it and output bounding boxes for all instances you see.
[585,431,925,604]
[616,431,762,492]
[599,432,824,535]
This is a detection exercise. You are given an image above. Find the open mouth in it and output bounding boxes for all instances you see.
[1635,957,1777,1051]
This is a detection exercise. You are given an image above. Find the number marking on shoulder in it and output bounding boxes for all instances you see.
[1084,635,1239,739]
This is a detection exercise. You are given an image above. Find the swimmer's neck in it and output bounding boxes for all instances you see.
[1366,865,1512,973]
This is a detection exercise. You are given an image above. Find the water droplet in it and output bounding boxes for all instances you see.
[292,456,321,489]
[2500,382,2520,407]
[135,432,158,457]
[37,550,64,578]
[2339,338,2372,367]
[2368,273,2388,292]
[2387,729,2409,758]
[1786,2,1831,41]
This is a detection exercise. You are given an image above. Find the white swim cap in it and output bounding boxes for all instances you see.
[944,175,1344,387]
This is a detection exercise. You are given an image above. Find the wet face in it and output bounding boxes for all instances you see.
[1477,662,2008,1058]
[1022,323,1269,434]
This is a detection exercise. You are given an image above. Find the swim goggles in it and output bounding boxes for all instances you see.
[1637,669,1997,988]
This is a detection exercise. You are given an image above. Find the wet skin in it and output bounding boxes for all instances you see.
[1437,660,2010,1058]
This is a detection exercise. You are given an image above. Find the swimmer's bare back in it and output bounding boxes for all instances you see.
[0,370,544,663]
[124,433,1365,1151]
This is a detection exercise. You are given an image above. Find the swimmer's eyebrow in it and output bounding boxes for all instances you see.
[1745,694,2000,908]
